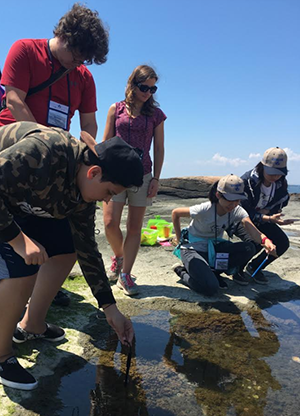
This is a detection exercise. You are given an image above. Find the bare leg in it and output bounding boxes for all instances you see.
[103,201,125,258]
[0,275,36,361]
[19,253,77,334]
[122,206,146,274]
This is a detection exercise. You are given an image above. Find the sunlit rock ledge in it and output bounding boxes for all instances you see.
[159,176,221,198]
[159,176,300,200]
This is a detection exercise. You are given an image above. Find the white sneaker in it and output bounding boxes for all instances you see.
[117,273,139,296]
[107,256,123,282]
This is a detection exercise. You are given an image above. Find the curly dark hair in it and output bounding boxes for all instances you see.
[53,3,109,65]
[125,65,159,117]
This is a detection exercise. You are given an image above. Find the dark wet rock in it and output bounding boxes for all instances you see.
[159,177,300,201]
[158,176,221,199]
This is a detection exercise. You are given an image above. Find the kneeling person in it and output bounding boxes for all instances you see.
[172,174,277,295]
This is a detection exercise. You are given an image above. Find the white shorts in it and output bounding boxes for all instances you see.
[112,173,153,207]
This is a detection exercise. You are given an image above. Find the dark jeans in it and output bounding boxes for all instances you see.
[233,221,289,270]
[180,240,255,296]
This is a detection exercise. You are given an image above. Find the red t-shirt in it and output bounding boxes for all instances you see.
[0,39,97,130]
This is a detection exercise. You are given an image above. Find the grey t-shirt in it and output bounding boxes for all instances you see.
[182,201,248,252]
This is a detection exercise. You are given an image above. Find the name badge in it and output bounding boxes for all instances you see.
[214,252,229,270]
[47,100,69,129]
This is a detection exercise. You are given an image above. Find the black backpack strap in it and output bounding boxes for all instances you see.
[0,66,69,112]
[27,66,68,96]
[0,97,6,112]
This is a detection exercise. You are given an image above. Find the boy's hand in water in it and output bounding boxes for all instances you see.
[103,304,134,345]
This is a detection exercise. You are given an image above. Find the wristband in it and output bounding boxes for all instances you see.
[102,303,114,311]
[152,177,159,181]
[261,236,272,245]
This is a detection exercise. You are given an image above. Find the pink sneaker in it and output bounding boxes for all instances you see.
[117,273,139,296]
[107,256,123,282]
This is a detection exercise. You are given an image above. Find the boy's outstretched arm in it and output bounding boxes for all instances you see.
[69,203,135,344]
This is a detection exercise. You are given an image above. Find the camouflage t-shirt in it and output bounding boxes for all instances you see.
[0,121,114,307]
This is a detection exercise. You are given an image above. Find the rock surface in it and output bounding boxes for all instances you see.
[159,176,300,201]
[158,176,221,198]
[96,194,300,309]
[1,191,300,416]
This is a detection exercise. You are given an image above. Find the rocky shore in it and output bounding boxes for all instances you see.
[158,176,300,201]
[104,191,300,311]
[1,178,300,416]
[158,176,221,198]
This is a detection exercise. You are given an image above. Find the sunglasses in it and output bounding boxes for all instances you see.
[135,83,158,94]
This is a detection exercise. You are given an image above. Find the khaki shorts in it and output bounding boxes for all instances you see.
[112,173,153,207]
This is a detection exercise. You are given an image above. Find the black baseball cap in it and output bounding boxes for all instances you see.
[80,132,144,188]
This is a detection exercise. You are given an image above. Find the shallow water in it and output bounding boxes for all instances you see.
[58,301,300,416]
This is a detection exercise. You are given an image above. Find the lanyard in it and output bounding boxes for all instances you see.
[47,40,71,128]
[214,204,231,243]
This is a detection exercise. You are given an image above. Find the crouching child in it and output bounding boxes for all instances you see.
[0,121,143,390]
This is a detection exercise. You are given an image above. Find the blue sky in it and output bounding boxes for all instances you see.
[1,0,299,183]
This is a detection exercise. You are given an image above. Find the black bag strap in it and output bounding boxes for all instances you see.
[27,39,69,96]
[0,66,69,112]
[27,66,69,97]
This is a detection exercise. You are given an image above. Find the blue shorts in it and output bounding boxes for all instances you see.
[0,216,75,280]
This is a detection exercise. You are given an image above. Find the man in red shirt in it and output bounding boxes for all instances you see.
[0,3,108,137]
[0,4,108,318]
[0,37,98,134]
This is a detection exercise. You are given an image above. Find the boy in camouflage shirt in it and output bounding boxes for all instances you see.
[0,121,143,390]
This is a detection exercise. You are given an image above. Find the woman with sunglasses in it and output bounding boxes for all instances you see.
[233,147,294,285]
[102,65,166,296]
[171,174,276,296]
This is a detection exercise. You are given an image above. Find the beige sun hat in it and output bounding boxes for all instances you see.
[261,147,287,175]
[217,174,247,201]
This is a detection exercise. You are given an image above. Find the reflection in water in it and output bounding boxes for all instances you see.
[53,302,300,415]
[90,334,149,416]
[92,309,283,416]
[164,310,281,416]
